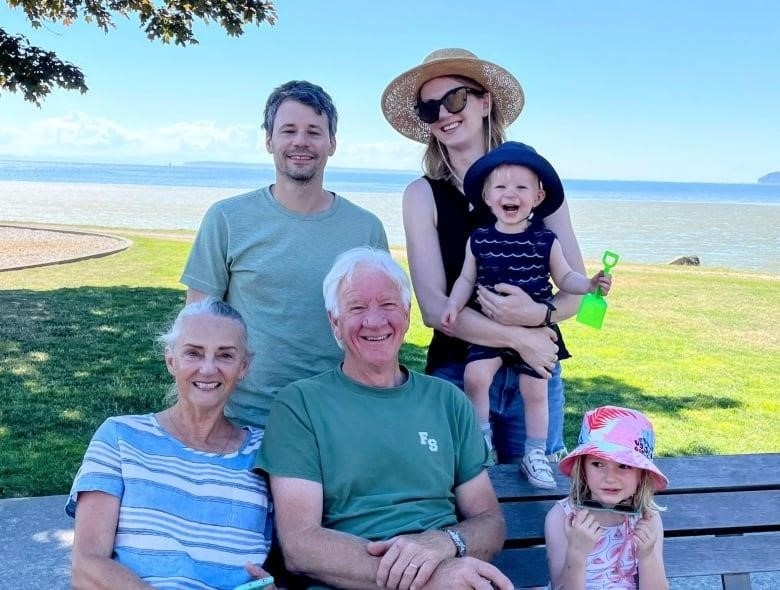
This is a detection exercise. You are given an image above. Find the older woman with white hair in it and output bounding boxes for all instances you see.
[67,298,275,590]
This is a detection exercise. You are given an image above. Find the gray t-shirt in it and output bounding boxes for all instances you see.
[181,186,388,427]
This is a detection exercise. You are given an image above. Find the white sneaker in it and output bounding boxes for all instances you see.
[521,449,557,489]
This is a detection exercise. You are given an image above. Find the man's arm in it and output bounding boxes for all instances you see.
[180,202,230,301]
[368,470,506,589]
[450,470,506,560]
[413,457,511,589]
[271,476,384,590]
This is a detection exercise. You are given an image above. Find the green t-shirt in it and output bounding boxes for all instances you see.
[255,365,488,540]
[181,187,388,427]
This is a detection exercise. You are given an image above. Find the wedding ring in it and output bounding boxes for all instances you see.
[408,563,419,569]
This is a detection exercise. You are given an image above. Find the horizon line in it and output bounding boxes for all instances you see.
[0,156,776,187]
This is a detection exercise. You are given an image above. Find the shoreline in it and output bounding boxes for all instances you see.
[2,220,777,280]
[2,179,779,274]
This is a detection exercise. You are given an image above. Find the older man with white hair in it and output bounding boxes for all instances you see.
[255,247,510,590]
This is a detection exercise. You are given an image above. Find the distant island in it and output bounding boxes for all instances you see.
[758,171,780,184]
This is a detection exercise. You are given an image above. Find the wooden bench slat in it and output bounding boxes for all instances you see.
[492,532,780,588]
[723,573,752,590]
[662,490,780,534]
[491,545,547,588]
[654,454,780,492]
[489,453,780,499]
[664,532,780,577]
[501,489,780,542]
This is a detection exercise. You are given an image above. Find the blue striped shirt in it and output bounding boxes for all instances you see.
[66,414,272,590]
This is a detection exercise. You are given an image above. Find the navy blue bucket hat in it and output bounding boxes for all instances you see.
[463,141,565,220]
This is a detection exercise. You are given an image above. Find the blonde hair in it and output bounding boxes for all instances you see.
[568,456,666,514]
[421,76,507,183]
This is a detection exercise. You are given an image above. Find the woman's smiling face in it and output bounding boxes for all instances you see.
[418,76,489,148]
[165,314,249,411]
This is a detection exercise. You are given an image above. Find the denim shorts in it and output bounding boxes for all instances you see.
[430,361,566,463]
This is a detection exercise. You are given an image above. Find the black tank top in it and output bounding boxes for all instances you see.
[425,176,494,373]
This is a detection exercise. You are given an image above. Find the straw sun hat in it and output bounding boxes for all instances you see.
[381,48,525,144]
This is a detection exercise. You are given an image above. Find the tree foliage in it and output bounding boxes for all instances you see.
[1,0,277,106]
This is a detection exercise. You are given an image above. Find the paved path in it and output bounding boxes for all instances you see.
[0,495,777,589]
[0,495,72,590]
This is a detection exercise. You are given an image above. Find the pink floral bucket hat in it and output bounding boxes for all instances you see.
[559,406,669,491]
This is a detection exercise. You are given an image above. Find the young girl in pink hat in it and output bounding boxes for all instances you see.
[544,406,669,589]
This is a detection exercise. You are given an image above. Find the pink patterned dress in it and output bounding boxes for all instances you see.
[556,498,640,589]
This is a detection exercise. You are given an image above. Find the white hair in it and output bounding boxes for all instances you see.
[159,297,251,354]
[322,247,412,320]
[159,297,253,404]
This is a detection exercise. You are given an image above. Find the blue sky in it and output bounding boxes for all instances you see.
[1,0,778,183]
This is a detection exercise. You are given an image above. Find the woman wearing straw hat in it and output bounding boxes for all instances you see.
[381,48,586,467]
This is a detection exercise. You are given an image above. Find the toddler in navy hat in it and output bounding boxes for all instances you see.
[442,142,612,487]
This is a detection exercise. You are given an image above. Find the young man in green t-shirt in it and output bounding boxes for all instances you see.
[181,81,388,428]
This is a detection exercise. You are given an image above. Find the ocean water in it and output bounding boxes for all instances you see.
[1,160,778,273]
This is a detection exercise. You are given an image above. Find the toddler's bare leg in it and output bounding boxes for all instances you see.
[463,357,503,423]
[518,373,556,488]
[519,373,548,441]
[464,357,503,465]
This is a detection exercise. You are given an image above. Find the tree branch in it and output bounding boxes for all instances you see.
[1,1,277,104]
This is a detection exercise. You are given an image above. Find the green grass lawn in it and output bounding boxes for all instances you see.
[1,228,778,498]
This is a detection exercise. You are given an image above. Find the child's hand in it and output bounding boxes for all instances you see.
[441,305,458,336]
[565,509,602,556]
[633,512,661,559]
[589,270,613,295]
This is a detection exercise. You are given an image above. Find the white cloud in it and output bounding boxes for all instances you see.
[0,112,262,164]
[330,140,423,172]
[0,112,424,171]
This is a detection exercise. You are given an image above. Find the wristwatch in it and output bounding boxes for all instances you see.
[538,300,556,327]
[443,528,467,558]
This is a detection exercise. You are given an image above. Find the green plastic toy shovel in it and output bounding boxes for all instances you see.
[576,250,620,329]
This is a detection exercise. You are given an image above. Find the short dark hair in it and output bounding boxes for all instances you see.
[262,80,338,138]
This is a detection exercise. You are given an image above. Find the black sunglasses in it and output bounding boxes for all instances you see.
[576,499,640,516]
[415,86,486,124]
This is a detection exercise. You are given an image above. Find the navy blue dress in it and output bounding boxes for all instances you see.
[466,223,571,378]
